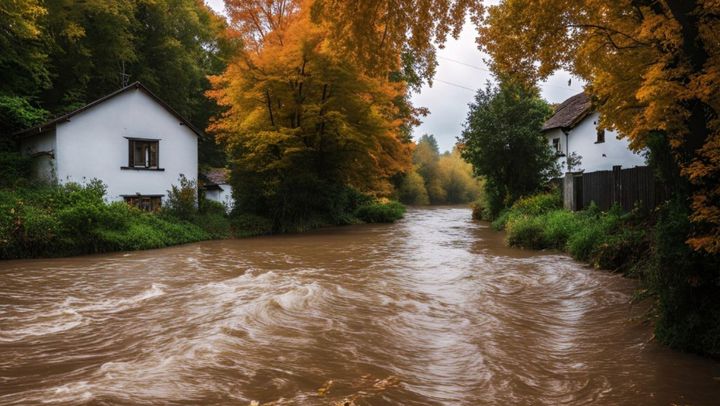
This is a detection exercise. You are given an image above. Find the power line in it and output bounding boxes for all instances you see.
[434,79,477,92]
[437,56,491,72]
[436,55,583,92]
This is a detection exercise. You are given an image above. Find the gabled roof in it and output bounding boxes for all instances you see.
[200,168,229,186]
[542,92,593,132]
[14,82,202,137]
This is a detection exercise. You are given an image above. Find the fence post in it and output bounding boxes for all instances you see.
[612,165,622,208]
[563,172,582,211]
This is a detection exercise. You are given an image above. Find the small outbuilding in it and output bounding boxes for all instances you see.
[15,82,199,211]
[201,168,233,211]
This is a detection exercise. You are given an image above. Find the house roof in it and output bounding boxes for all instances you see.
[542,92,593,132]
[14,81,202,137]
[201,168,229,186]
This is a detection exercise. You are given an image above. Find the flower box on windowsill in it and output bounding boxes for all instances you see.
[120,166,165,171]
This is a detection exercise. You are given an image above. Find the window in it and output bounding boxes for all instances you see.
[124,195,162,211]
[596,129,606,143]
[128,139,159,169]
[552,138,562,155]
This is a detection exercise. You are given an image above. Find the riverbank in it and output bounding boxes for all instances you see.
[0,181,405,260]
[3,207,719,405]
[476,192,720,357]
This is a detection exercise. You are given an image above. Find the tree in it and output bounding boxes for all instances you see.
[460,81,557,216]
[437,149,482,204]
[413,134,445,203]
[398,170,430,205]
[399,135,481,205]
[0,0,49,96]
[0,0,50,142]
[478,0,720,254]
[207,1,413,229]
[309,0,484,81]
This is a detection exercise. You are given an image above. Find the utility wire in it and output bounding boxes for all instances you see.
[436,55,583,93]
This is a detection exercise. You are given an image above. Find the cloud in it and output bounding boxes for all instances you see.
[411,22,585,153]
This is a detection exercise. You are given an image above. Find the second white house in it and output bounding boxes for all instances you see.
[542,92,646,173]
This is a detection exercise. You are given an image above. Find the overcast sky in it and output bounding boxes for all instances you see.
[205,0,584,152]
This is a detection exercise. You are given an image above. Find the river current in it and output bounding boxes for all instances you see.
[1,207,718,405]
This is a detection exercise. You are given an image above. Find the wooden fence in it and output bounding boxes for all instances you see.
[560,165,666,212]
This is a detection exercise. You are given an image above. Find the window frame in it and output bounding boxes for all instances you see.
[122,137,164,171]
[552,137,564,156]
[595,129,606,144]
[123,195,163,212]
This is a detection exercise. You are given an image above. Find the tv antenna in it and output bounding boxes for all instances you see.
[120,60,131,87]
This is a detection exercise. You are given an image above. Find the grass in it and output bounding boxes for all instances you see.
[490,191,720,357]
[0,181,406,259]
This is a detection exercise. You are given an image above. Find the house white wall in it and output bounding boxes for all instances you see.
[23,88,197,202]
[545,112,646,173]
[205,184,234,211]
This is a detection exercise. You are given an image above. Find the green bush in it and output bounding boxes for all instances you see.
[490,209,510,230]
[510,192,562,216]
[194,200,231,239]
[398,170,430,205]
[566,224,604,261]
[542,210,583,250]
[354,201,406,223]
[230,213,273,237]
[0,182,214,259]
[506,215,546,248]
[650,199,720,356]
[0,152,32,188]
[163,174,198,221]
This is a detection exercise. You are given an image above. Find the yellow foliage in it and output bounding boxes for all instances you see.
[207,0,413,195]
[479,0,720,253]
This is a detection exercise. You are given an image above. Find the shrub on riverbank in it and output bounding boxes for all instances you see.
[491,191,720,357]
[354,200,406,223]
[498,194,638,268]
[0,180,406,259]
[0,181,212,259]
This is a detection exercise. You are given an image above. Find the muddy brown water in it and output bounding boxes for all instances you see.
[1,207,718,405]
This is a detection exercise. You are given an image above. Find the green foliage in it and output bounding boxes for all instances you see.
[507,193,561,217]
[497,190,720,356]
[0,0,233,167]
[0,182,213,259]
[0,152,32,187]
[460,81,558,217]
[229,213,273,238]
[162,175,198,221]
[398,170,430,205]
[0,96,49,142]
[490,209,510,230]
[353,201,406,223]
[650,199,720,356]
[0,0,49,98]
[194,200,232,239]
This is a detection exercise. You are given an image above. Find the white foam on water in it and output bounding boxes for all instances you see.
[272,282,323,312]
[0,307,84,342]
[40,381,94,404]
[0,284,167,342]
[76,283,167,313]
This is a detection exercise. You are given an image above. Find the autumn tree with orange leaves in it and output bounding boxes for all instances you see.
[207,0,415,230]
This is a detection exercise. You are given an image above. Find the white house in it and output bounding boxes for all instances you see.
[542,92,646,173]
[201,168,234,211]
[16,82,199,211]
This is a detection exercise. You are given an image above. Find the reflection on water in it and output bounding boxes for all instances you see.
[0,207,718,405]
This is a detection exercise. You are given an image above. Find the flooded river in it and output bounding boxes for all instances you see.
[1,207,718,405]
